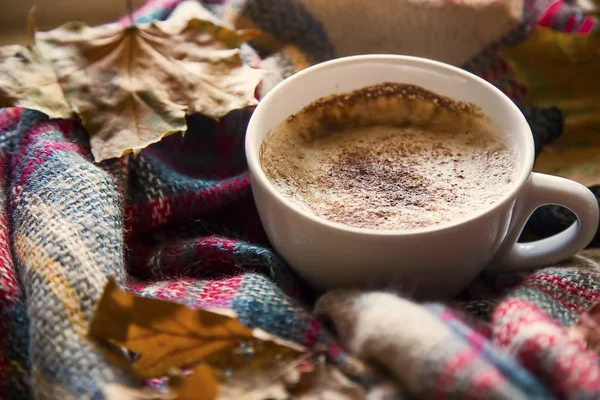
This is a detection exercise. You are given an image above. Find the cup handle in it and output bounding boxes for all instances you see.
[488,172,599,272]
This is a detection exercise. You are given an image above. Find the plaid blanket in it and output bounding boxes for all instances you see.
[1,0,599,398]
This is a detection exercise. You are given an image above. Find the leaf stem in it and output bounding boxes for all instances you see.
[27,5,37,42]
[126,0,134,26]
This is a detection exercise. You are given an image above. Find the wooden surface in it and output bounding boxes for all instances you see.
[0,0,145,45]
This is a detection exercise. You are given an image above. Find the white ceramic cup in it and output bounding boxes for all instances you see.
[246,55,599,298]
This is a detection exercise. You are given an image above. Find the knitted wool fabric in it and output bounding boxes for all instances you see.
[0,0,599,399]
[11,111,129,399]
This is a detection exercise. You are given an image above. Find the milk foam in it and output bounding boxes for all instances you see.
[260,83,516,231]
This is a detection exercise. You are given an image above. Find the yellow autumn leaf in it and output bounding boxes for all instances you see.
[89,279,368,399]
[168,355,365,400]
[501,27,600,186]
[170,364,219,400]
[0,45,71,118]
[89,279,305,390]
[216,355,366,400]
[102,383,175,400]
[34,1,263,161]
[288,357,366,399]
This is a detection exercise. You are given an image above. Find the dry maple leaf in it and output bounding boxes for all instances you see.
[288,357,366,400]
[171,354,367,400]
[89,278,306,399]
[170,364,218,400]
[102,383,175,400]
[34,1,263,161]
[501,27,600,186]
[0,45,71,118]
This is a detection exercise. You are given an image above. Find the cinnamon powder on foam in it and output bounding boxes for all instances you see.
[260,83,516,231]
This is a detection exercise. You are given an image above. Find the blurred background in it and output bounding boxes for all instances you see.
[0,0,145,45]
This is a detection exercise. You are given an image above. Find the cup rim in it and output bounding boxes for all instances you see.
[246,54,534,236]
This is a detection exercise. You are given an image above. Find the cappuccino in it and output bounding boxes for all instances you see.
[260,83,515,231]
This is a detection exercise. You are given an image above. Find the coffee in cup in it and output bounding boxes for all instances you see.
[260,83,516,231]
[246,55,598,297]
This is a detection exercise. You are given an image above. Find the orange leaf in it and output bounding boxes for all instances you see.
[170,364,219,400]
[501,27,600,186]
[287,356,366,399]
[89,278,305,380]
[24,1,263,161]
[102,383,175,400]
[0,45,70,118]
[89,279,367,398]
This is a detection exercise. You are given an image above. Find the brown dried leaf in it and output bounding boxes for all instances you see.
[89,278,306,400]
[214,354,306,400]
[501,27,600,186]
[221,380,288,400]
[211,355,366,400]
[35,1,263,161]
[90,279,365,399]
[170,364,219,400]
[0,45,70,118]
[289,357,366,400]
[569,303,600,352]
[167,355,305,400]
[102,383,175,400]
